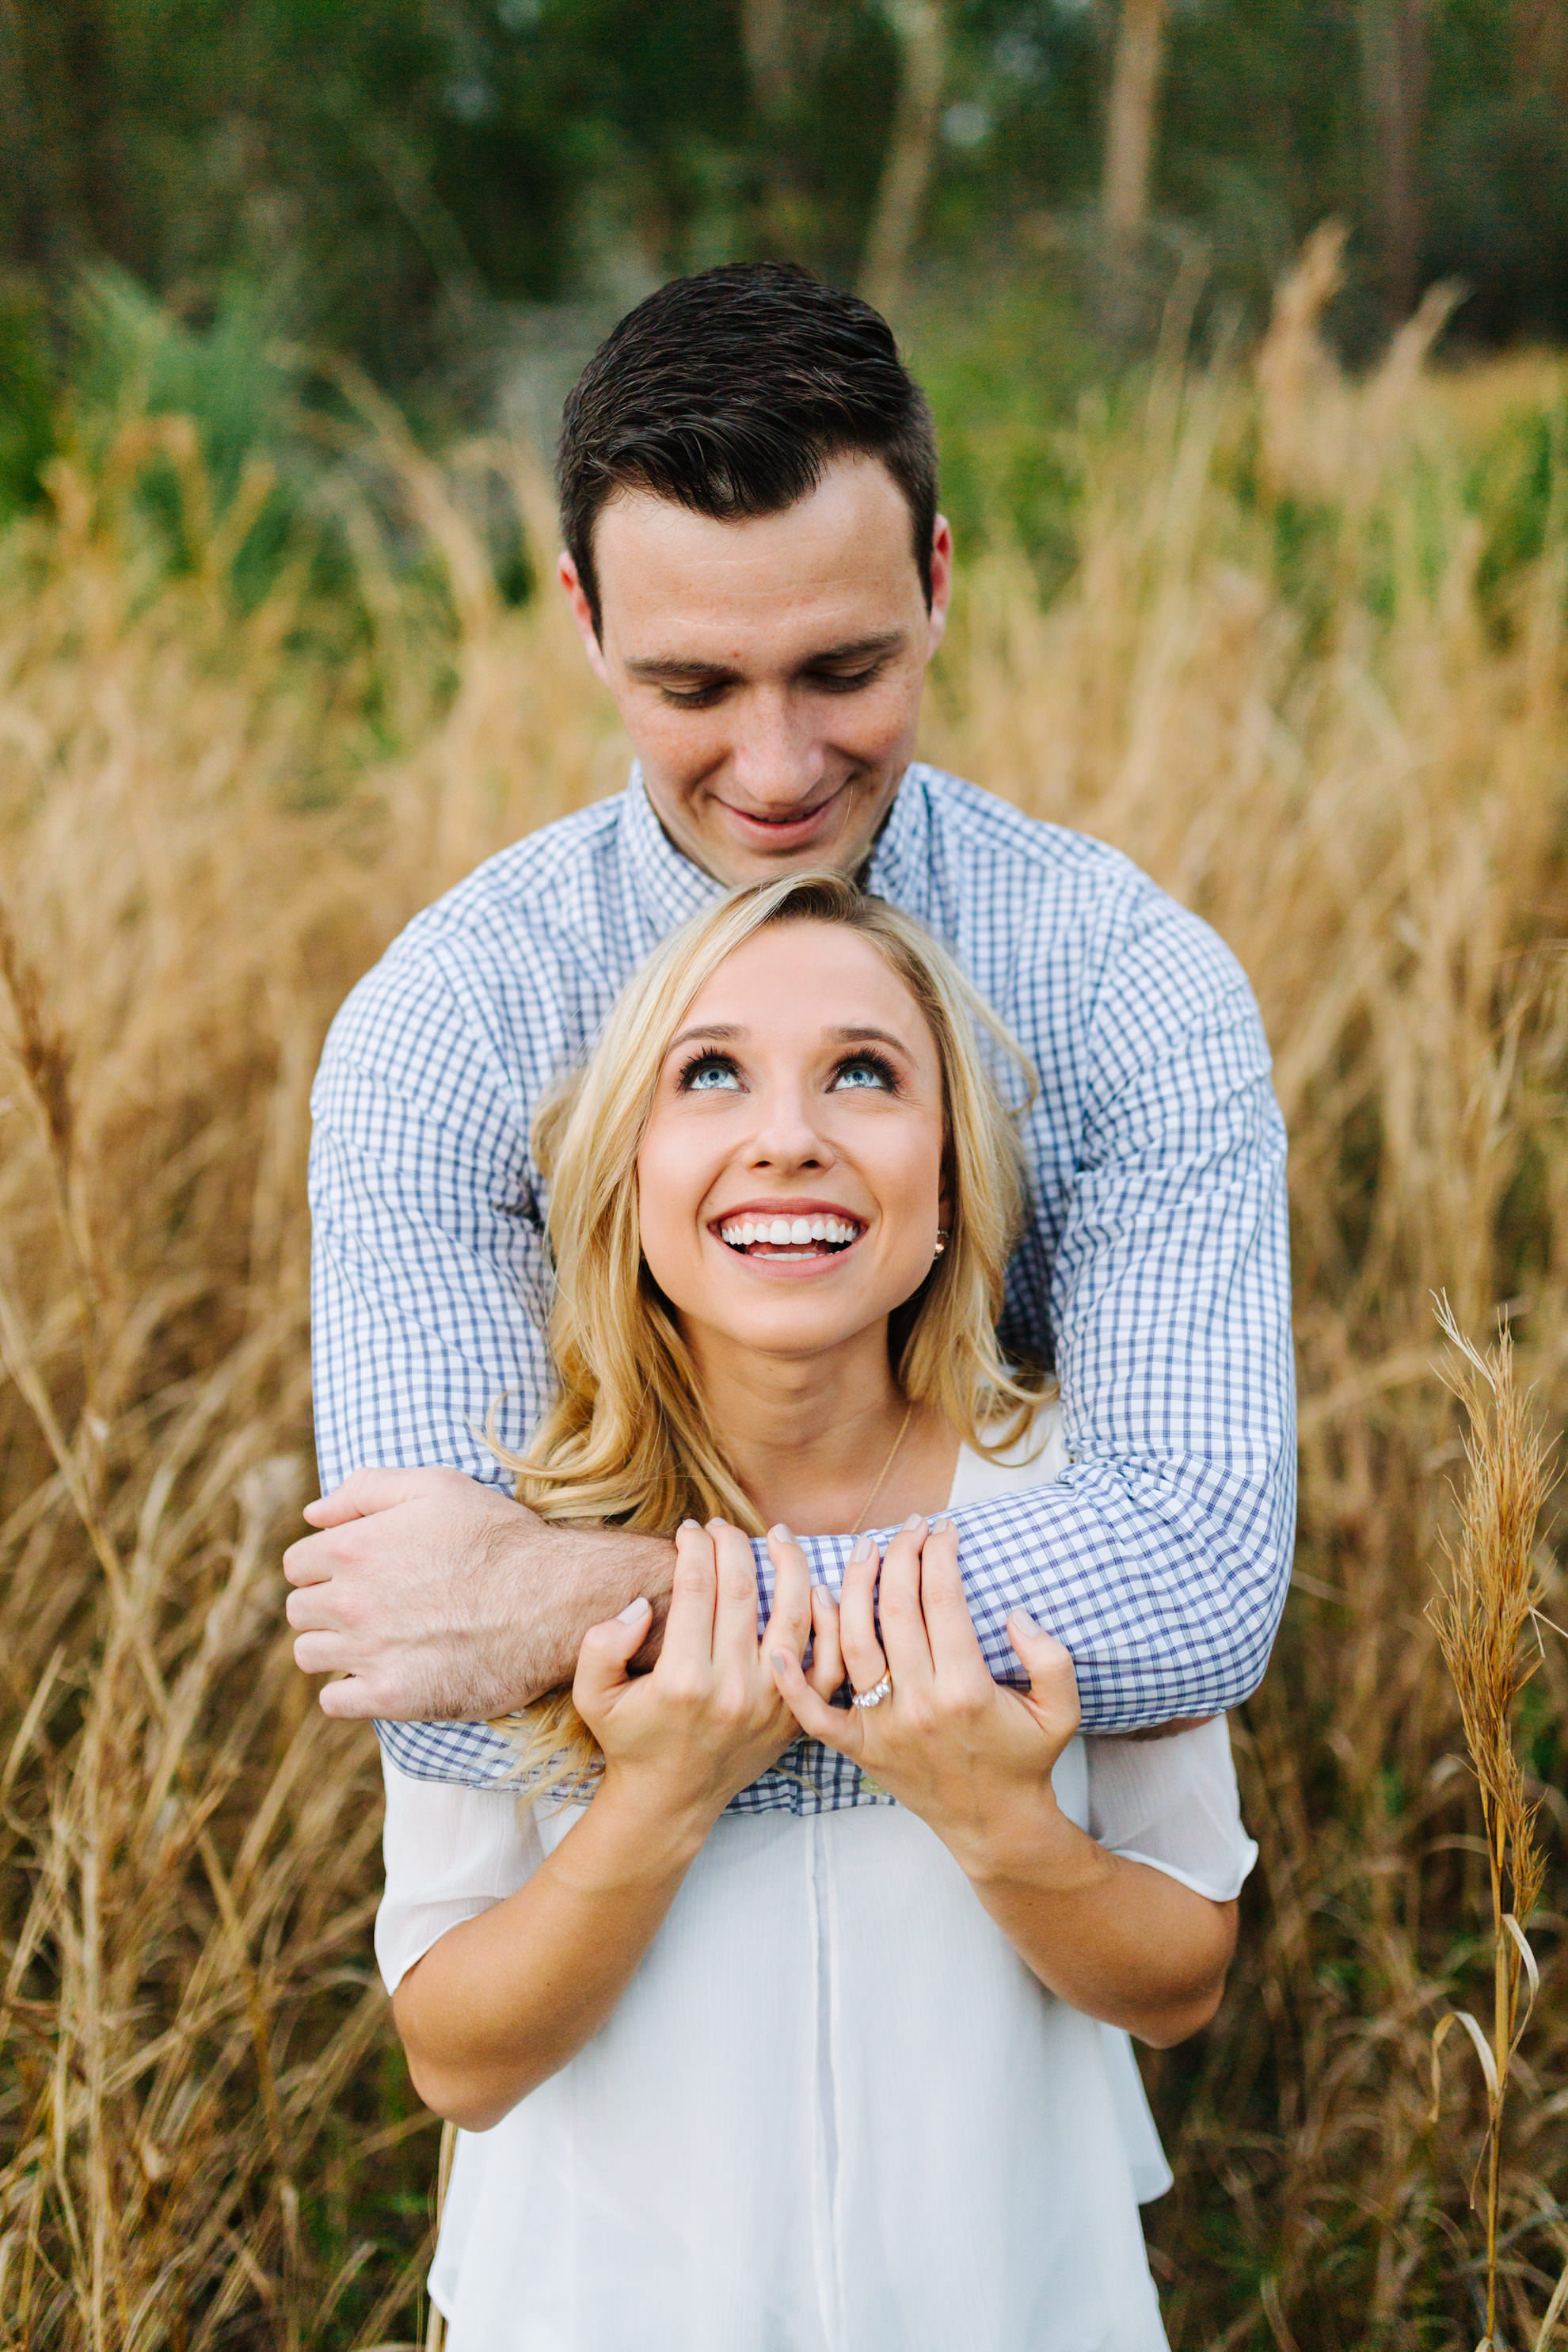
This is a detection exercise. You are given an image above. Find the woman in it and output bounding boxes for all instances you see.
[376,873,1257,2351]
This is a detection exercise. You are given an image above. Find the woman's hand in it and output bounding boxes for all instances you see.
[573,1520,835,1837]
[769,1516,1081,1878]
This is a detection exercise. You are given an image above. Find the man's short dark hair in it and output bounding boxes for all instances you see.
[558,263,938,639]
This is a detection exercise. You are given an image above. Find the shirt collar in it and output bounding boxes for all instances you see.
[619,760,935,928]
[620,764,725,931]
[865,765,934,925]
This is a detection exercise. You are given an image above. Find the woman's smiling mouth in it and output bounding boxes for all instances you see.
[714,1211,865,1261]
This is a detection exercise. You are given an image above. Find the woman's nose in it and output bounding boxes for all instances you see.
[746,1087,832,1170]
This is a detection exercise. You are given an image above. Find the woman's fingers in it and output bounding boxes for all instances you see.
[877,1516,936,1694]
[1006,1612,1082,1744]
[708,1520,763,1668]
[917,1520,986,1680]
[766,1514,818,1627]
[763,1526,813,1664]
[837,1535,888,1697]
[660,1521,718,1668]
[805,1583,845,1699]
[770,1646,860,1760]
[572,1595,653,1715]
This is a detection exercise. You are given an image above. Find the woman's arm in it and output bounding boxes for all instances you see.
[940,1793,1236,2047]
[394,1769,712,2131]
[394,1524,828,2131]
[771,1520,1239,2047]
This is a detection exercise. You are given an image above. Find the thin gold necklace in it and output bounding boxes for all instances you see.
[849,1401,914,1532]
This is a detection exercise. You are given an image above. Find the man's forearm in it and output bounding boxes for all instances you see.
[747,1460,1292,1730]
[284,1466,676,1724]
[504,1520,676,1702]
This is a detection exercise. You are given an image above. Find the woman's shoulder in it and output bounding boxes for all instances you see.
[946,1395,1068,1510]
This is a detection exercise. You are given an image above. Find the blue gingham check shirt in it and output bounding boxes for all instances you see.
[310,764,1295,1812]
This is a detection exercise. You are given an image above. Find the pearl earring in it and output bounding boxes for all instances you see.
[932,1228,948,1260]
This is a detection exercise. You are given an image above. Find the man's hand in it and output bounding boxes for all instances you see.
[283,1467,674,1721]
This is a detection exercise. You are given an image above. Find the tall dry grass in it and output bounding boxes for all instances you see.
[2,252,1566,2346]
[1426,1304,1556,2347]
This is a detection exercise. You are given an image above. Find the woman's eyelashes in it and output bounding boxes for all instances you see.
[830,1050,899,1094]
[677,1050,743,1093]
[673,1047,901,1097]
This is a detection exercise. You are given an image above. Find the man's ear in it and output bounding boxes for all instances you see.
[925,515,953,658]
[557,552,611,684]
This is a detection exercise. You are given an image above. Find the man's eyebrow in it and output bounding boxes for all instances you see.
[624,631,907,683]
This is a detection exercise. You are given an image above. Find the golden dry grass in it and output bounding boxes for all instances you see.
[2,261,1566,2346]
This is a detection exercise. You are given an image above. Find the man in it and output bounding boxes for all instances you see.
[286,262,1295,1804]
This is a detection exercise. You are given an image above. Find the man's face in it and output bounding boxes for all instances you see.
[558,455,952,885]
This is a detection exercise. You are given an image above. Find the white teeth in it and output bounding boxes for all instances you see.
[716,1212,862,1249]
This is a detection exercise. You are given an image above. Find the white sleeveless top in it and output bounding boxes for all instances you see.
[376,1408,1257,2351]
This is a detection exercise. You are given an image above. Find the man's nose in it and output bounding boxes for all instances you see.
[728,689,824,809]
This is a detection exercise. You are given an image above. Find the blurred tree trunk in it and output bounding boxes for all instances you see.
[1098,0,1167,338]
[1510,0,1568,108]
[1102,0,1166,257]
[0,0,131,272]
[860,0,948,318]
[743,0,835,249]
[742,0,794,119]
[1357,0,1429,322]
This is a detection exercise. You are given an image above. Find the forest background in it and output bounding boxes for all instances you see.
[4,2,1568,2347]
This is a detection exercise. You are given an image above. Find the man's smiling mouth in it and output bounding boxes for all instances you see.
[719,782,850,831]
[715,1212,864,1261]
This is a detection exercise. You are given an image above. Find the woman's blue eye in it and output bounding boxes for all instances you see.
[832,1056,895,1092]
[681,1055,742,1092]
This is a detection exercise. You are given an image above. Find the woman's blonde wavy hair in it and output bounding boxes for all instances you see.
[489,869,1049,1788]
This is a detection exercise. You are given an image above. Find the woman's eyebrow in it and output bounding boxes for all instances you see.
[829,1025,912,1053]
[665,1021,913,1054]
[668,1023,743,1052]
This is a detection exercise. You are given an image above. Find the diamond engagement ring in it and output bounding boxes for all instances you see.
[851,1673,892,1710]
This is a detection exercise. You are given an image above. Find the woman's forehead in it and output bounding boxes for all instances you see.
[679,922,935,1046]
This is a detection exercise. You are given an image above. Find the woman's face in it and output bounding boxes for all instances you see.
[635,921,948,1371]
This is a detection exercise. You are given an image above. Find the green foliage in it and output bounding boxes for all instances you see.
[1471,398,1568,619]
[3,0,1566,402]
[904,266,1095,590]
[0,288,56,522]
[63,268,314,604]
